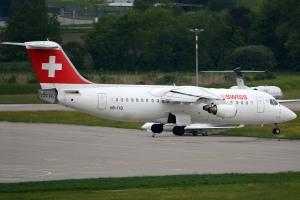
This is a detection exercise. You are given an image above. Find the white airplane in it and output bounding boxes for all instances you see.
[202,67,284,99]
[230,67,283,99]
[2,41,297,137]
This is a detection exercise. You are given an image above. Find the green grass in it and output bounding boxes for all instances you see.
[220,117,300,140]
[0,111,299,139]
[0,95,44,104]
[1,172,300,200]
[0,83,40,94]
[0,111,143,129]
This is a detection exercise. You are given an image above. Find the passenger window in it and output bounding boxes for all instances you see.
[121,98,123,102]
[151,99,154,103]
[116,98,118,102]
[131,98,134,102]
[241,101,243,105]
[146,99,149,103]
[141,99,144,103]
[136,98,139,102]
[157,99,160,103]
[236,101,239,105]
[246,101,248,105]
[126,98,129,102]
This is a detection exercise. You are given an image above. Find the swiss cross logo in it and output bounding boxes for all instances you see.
[42,56,62,77]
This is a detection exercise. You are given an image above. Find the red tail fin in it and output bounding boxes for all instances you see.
[2,41,92,89]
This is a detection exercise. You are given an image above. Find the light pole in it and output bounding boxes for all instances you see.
[189,28,204,86]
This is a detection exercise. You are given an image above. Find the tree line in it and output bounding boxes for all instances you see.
[1,0,300,72]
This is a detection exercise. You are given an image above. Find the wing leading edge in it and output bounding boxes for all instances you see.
[161,86,223,103]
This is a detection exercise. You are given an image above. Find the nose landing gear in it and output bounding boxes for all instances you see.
[272,124,280,135]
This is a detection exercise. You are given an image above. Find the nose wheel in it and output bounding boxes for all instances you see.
[272,124,280,135]
[272,128,280,135]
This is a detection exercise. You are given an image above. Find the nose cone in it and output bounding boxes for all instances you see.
[282,106,297,122]
[290,111,297,120]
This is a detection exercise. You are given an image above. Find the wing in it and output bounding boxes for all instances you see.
[142,122,244,133]
[159,86,223,103]
[185,123,244,130]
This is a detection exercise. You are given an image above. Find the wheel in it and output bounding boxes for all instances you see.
[201,131,208,136]
[173,126,185,136]
[192,131,198,136]
[151,124,163,133]
[272,128,280,135]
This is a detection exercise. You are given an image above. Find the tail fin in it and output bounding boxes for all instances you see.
[233,67,247,89]
[2,41,92,89]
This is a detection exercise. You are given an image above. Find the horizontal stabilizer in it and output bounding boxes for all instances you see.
[1,42,25,46]
[2,41,59,49]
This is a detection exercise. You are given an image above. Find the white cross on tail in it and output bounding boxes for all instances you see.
[42,56,62,77]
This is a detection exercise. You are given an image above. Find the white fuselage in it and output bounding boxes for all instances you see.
[56,84,295,126]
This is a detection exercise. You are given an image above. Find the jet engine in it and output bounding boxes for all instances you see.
[203,104,237,118]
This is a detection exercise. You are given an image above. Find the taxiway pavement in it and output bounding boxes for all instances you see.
[1,122,300,183]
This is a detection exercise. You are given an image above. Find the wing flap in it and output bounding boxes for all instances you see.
[161,86,223,103]
[185,124,244,130]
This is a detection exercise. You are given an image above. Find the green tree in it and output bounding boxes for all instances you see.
[62,41,87,69]
[84,15,119,70]
[84,8,237,72]
[252,0,300,70]
[188,10,235,70]
[1,2,61,61]
[134,0,156,11]
[207,0,236,11]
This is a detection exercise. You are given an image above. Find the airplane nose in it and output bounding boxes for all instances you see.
[283,106,297,121]
[290,111,297,120]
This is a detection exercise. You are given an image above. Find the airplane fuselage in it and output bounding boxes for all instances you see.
[57,84,293,125]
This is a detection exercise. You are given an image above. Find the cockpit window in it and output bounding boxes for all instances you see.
[270,99,278,106]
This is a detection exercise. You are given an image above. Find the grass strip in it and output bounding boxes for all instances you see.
[0,111,299,139]
[0,95,44,104]
[1,172,300,200]
[0,111,143,129]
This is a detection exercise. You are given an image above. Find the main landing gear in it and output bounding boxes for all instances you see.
[272,124,280,135]
[172,126,185,136]
[151,124,163,137]
[150,124,186,137]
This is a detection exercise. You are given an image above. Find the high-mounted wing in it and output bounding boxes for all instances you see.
[161,86,223,103]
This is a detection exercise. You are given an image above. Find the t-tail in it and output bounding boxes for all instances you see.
[2,41,92,90]
[233,67,247,89]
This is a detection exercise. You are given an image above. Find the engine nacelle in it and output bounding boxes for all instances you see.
[204,104,237,118]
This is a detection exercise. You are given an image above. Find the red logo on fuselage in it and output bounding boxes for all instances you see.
[225,94,248,100]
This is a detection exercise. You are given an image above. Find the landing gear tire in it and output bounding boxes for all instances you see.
[173,126,185,136]
[151,124,163,134]
[272,128,280,135]
[192,131,198,136]
[201,131,208,136]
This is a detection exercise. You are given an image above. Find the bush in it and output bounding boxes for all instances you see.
[253,71,276,80]
[227,45,277,71]
[156,75,176,85]
[7,75,16,83]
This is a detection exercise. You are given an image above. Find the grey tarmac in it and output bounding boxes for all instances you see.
[1,122,300,183]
